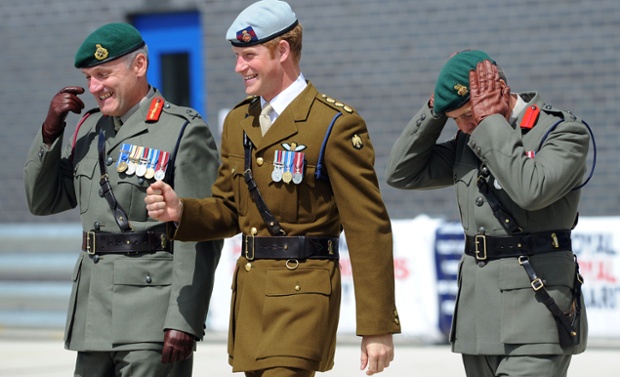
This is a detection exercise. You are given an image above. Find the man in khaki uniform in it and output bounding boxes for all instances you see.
[24,23,222,377]
[386,50,590,377]
[145,1,401,376]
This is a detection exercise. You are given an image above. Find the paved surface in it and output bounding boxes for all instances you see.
[0,329,618,376]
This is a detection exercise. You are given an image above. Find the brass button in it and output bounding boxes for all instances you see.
[394,317,400,325]
[251,227,258,235]
[294,285,301,291]
[245,263,252,272]
[256,157,264,166]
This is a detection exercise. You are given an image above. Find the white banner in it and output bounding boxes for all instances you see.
[206,216,620,342]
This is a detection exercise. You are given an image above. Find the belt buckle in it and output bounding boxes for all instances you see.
[245,234,255,261]
[87,231,96,255]
[474,235,487,260]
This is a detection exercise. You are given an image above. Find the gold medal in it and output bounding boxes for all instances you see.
[144,167,155,180]
[116,161,128,173]
[282,171,292,184]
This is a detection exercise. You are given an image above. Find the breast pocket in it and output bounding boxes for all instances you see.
[74,158,97,214]
[499,251,576,345]
[111,257,173,344]
[116,176,150,221]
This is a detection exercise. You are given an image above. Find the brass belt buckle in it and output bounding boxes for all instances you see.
[87,231,96,255]
[245,229,257,261]
[474,235,487,260]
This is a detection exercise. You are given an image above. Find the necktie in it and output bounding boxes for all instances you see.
[259,102,273,136]
[113,117,123,132]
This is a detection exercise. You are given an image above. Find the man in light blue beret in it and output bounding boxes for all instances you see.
[25,22,222,377]
[145,1,401,376]
[386,50,590,376]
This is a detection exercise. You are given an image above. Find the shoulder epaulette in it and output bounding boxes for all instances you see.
[318,94,355,114]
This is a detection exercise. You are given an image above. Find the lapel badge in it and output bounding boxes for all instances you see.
[94,44,109,61]
[281,142,307,152]
[351,134,363,150]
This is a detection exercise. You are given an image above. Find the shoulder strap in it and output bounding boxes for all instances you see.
[97,128,132,232]
[243,132,285,236]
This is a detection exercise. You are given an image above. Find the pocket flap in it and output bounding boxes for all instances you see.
[114,259,172,286]
[265,268,331,296]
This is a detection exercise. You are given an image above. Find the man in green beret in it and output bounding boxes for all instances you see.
[145,1,401,376]
[24,22,222,377]
[385,49,590,376]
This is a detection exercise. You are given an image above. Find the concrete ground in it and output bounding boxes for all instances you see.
[0,329,618,377]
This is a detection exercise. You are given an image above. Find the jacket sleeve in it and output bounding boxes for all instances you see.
[163,117,223,340]
[324,110,401,336]
[24,129,78,215]
[469,113,590,210]
[385,104,457,190]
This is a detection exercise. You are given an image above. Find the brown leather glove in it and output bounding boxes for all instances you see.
[161,329,195,364]
[42,86,85,144]
[469,60,511,125]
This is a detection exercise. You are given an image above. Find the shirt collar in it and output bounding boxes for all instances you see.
[260,73,307,119]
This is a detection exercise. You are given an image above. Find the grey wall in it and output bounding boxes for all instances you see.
[1,0,618,224]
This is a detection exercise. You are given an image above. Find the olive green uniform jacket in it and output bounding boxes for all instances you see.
[173,82,401,372]
[24,89,222,352]
[385,92,589,356]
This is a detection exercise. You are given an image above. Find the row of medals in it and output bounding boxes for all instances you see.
[272,150,305,184]
[115,143,169,181]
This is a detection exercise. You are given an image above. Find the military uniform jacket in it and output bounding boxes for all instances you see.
[174,82,401,372]
[24,89,222,352]
[385,92,589,356]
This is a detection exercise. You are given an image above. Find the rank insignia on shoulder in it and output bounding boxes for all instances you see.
[351,134,363,150]
[146,97,164,123]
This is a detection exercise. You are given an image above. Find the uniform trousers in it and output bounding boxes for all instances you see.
[74,350,192,377]
[462,354,571,377]
[245,367,315,377]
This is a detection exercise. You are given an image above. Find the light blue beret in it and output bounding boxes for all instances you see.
[226,0,298,47]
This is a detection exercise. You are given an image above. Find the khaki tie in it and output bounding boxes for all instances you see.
[113,117,123,132]
[259,102,273,136]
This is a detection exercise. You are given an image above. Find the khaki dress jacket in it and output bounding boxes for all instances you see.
[174,82,401,372]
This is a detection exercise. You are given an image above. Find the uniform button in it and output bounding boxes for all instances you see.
[245,263,252,272]
[480,166,490,177]
[256,157,264,166]
[138,178,145,184]
[294,284,301,291]
[416,119,422,126]
[478,227,486,235]
[145,274,152,284]
[471,141,476,148]
[475,197,484,206]
[545,104,552,109]
[477,261,486,268]
[420,113,426,120]
[106,156,113,166]
[394,317,400,325]
[92,255,100,263]
[250,227,258,235]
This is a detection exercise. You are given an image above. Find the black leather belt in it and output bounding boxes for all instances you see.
[241,235,339,261]
[82,231,173,255]
[464,230,571,260]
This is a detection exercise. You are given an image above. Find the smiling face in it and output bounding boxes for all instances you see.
[80,53,148,117]
[232,42,289,102]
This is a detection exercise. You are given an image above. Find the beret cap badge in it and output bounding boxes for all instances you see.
[454,83,468,97]
[94,44,109,61]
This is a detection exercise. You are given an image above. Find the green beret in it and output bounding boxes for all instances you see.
[433,50,495,115]
[74,23,145,68]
